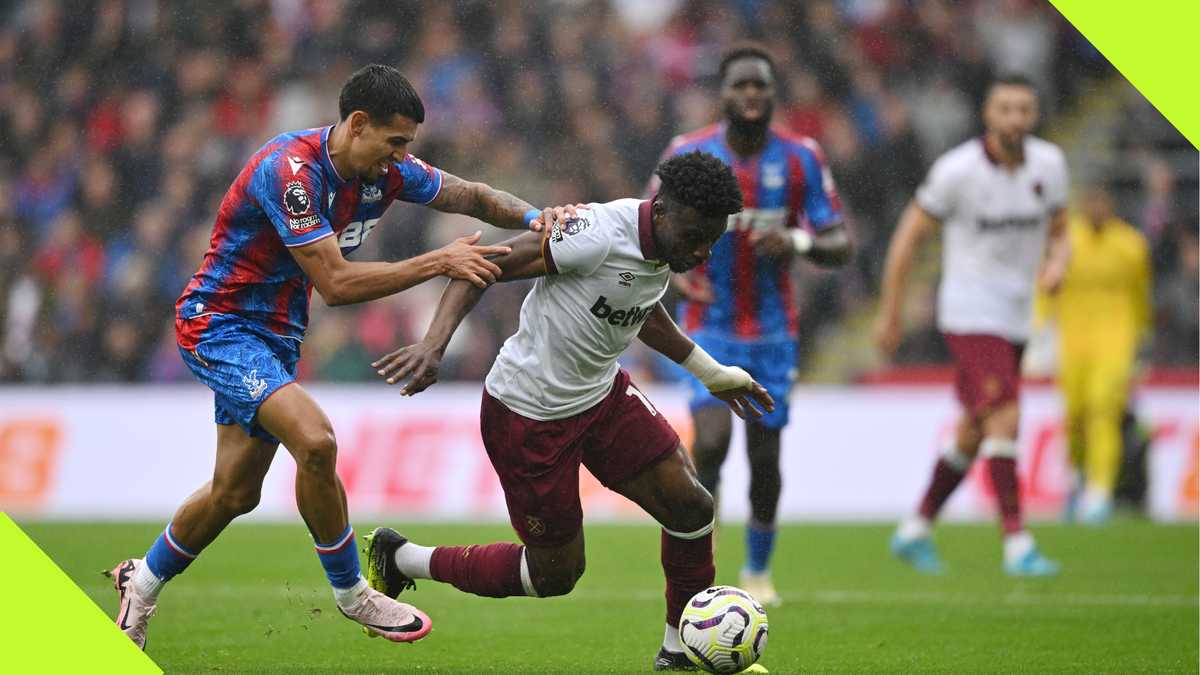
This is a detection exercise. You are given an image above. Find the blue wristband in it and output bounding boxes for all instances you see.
[523,208,541,226]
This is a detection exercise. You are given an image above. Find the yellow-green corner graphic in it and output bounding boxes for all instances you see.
[1051,0,1199,149]
[0,513,160,674]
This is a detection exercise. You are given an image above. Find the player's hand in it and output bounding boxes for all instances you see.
[1037,259,1067,294]
[437,231,510,288]
[710,371,776,421]
[672,271,715,304]
[749,227,793,258]
[372,340,444,396]
[872,314,902,360]
[529,204,588,232]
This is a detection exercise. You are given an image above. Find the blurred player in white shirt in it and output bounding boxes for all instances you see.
[874,74,1070,577]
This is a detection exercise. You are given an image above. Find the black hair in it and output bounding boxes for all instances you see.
[338,64,425,124]
[718,43,776,82]
[987,73,1039,99]
[655,151,743,217]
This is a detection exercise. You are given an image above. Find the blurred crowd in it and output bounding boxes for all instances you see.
[0,0,1195,384]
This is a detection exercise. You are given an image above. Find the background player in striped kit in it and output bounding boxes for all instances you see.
[649,44,852,606]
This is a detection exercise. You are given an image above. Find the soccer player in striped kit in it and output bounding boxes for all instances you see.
[648,44,852,606]
[106,65,571,649]
[875,74,1069,576]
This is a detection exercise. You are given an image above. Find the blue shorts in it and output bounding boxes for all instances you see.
[687,332,796,430]
[178,314,300,444]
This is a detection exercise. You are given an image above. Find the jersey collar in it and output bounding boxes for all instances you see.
[320,125,350,186]
[638,198,659,261]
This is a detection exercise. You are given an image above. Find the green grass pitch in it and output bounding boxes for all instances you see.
[20,520,1198,673]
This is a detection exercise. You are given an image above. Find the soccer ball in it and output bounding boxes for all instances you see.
[679,585,769,673]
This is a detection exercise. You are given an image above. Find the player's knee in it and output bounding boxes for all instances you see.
[534,563,582,597]
[293,428,338,475]
[665,487,714,533]
[213,485,261,516]
[983,403,1020,439]
[692,434,730,465]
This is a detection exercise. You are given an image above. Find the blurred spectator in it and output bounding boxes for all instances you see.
[0,0,1194,385]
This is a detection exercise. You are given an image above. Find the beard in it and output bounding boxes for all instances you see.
[725,101,773,137]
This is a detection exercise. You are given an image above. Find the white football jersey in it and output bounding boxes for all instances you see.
[485,198,672,420]
[916,136,1068,342]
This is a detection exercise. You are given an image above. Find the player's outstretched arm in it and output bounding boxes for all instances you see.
[428,170,578,232]
[373,231,549,395]
[872,200,940,358]
[290,231,510,306]
[637,303,775,420]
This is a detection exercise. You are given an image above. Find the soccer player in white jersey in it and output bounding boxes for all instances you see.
[874,74,1070,577]
[365,151,775,671]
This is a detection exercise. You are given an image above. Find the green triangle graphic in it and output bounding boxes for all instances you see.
[0,514,161,673]
[1051,0,1199,148]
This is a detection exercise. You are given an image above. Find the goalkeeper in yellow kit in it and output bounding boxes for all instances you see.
[1041,186,1151,524]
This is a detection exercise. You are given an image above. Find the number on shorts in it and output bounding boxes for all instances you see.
[626,384,658,416]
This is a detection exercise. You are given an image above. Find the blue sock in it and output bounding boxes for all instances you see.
[315,525,361,589]
[144,522,198,581]
[744,522,776,574]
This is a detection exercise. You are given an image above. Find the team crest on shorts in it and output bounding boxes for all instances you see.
[524,515,546,537]
[243,369,269,400]
[284,181,312,216]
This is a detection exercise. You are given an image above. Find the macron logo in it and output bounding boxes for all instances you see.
[589,296,652,328]
[288,156,304,175]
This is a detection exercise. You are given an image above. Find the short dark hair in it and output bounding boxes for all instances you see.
[655,151,743,217]
[338,64,425,124]
[987,73,1038,98]
[718,43,776,82]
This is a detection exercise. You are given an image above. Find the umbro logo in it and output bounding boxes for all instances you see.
[617,272,635,287]
[288,156,304,175]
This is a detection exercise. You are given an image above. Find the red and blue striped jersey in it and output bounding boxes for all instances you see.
[176,125,443,347]
[653,123,842,340]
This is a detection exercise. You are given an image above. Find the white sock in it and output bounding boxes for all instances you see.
[394,542,435,579]
[333,576,369,609]
[941,444,973,473]
[1004,530,1035,565]
[133,561,165,601]
[662,622,683,652]
[896,515,931,542]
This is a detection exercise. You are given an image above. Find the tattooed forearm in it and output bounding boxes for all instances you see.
[429,171,534,230]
